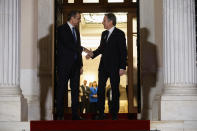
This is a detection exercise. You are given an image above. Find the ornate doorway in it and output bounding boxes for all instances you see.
[53,0,140,118]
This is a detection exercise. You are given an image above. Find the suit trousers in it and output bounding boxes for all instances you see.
[97,69,120,117]
[80,98,89,113]
[56,61,80,118]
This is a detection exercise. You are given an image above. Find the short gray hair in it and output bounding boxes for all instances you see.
[105,13,116,26]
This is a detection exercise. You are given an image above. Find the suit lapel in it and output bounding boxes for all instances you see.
[103,31,108,41]
[76,29,80,45]
[65,23,77,43]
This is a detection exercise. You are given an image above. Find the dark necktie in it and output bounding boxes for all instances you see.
[72,27,77,59]
[105,31,109,41]
[72,27,77,42]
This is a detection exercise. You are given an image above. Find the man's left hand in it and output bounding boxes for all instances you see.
[119,69,126,76]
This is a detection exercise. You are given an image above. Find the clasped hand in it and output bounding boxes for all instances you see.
[83,47,93,59]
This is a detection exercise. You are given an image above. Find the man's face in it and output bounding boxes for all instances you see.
[102,16,112,29]
[71,13,81,27]
[84,80,87,85]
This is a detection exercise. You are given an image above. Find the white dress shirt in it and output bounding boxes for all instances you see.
[67,21,77,40]
[107,26,115,40]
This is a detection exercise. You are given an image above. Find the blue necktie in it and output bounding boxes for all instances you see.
[72,27,77,42]
[72,27,77,60]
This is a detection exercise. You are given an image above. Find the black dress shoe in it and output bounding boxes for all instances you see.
[72,116,84,120]
[56,116,64,120]
[94,114,106,120]
[112,115,118,120]
[94,115,101,120]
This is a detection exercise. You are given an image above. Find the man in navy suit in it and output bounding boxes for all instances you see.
[56,10,92,120]
[86,13,127,120]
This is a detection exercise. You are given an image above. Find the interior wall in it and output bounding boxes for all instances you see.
[80,22,127,87]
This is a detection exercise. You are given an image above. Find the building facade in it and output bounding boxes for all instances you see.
[0,0,197,130]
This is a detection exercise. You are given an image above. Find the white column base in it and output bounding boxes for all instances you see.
[151,120,184,131]
[0,96,28,121]
[152,94,161,120]
[0,122,30,131]
[151,120,197,131]
[161,86,197,120]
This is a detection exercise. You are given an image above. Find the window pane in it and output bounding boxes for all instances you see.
[108,0,124,3]
[82,13,127,24]
[133,17,137,33]
[68,0,74,3]
[83,0,99,3]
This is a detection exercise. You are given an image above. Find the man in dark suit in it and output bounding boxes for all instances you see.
[79,80,90,114]
[56,10,91,120]
[86,13,127,120]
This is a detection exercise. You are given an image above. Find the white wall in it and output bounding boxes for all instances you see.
[37,0,54,121]
[21,0,40,120]
[20,0,54,120]
[140,0,164,120]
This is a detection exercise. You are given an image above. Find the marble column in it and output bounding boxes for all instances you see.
[161,0,197,120]
[0,0,27,121]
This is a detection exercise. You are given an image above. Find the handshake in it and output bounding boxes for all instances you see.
[83,47,94,60]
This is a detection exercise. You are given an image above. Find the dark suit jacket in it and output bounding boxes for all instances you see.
[92,27,127,72]
[57,23,83,71]
[80,85,90,101]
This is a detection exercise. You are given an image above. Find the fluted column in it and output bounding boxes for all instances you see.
[0,0,22,94]
[161,0,197,120]
[163,0,196,91]
[0,0,27,121]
